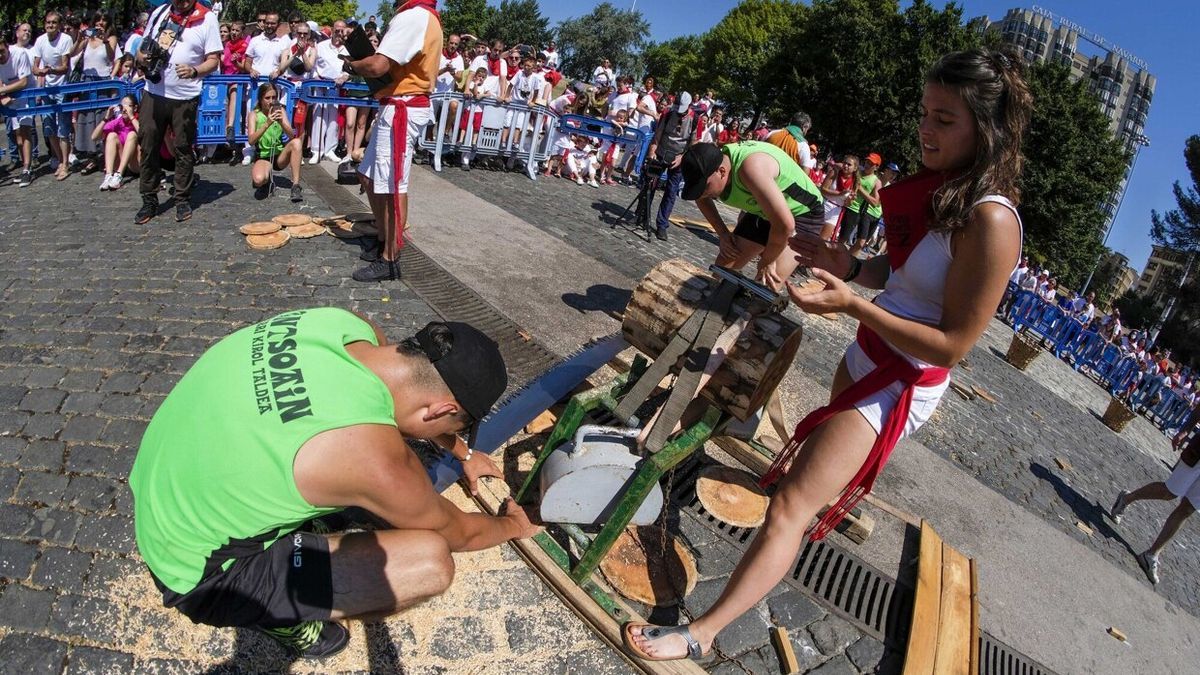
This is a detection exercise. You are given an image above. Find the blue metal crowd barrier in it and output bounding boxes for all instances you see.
[419,91,559,180]
[196,75,296,146]
[0,78,128,118]
[297,79,377,108]
[556,113,650,170]
[1106,357,1141,396]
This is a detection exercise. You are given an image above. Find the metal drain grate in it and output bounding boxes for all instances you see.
[979,631,1055,675]
[667,458,911,645]
[305,167,558,388]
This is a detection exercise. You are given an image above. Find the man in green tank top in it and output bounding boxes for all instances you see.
[130,307,539,658]
[679,141,824,290]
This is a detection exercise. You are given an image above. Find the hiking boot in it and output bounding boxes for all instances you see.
[1110,490,1130,524]
[176,202,193,223]
[1136,551,1159,585]
[256,620,349,659]
[359,239,383,262]
[290,184,303,202]
[352,258,400,282]
[135,195,159,224]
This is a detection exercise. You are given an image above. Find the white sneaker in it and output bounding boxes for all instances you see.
[576,175,584,185]
[241,154,252,166]
[99,173,112,191]
[1110,490,1130,524]
[308,155,321,165]
[322,150,341,163]
[588,179,600,188]
[68,152,78,166]
[1137,551,1159,585]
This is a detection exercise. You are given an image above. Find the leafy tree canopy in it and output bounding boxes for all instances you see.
[296,0,359,27]
[484,0,550,49]
[555,2,649,82]
[441,0,493,39]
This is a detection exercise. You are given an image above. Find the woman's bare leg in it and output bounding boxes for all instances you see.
[104,133,120,175]
[116,135,137,175]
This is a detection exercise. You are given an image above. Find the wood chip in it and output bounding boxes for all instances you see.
[523,409,557,434]
[272,213,313,227]
[1055,457,1073,471]
[971,385,997,403]
[285,222,326,238]
[1075,521,1093,536]
[246,230,290,250]
[517,330,532,342]
[770,626,800,674]
[239,221,280,235]
[1107,626,1127,642]
[696,466,770,528]
[958,358,971,369]
[949,381,975,400]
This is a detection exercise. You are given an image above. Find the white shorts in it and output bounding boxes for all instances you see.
[358,100,432,194]
[1165,459,1200,507]
[843,340,950,437]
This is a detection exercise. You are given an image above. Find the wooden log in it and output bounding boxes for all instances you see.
[622,259,804,421]
[934,543,972,675]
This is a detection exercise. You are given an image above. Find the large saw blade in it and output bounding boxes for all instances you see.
[427,332,627,492]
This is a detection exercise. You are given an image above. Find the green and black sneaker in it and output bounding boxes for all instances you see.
[256,620,350,659]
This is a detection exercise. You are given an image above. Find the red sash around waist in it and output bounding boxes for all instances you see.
[760,324,950,541]
[379,95,431,245]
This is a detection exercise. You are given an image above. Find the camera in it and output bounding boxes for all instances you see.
[140,37,170,84]
[643,157,671,175]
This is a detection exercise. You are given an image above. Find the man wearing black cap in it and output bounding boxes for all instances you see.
[679,140,824,290]
[130,307,538,658]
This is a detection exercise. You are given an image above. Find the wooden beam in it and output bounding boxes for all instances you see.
[934,543,972,675]
[969,559,981,675]
[903,520,943,675]
[770,626,800,674]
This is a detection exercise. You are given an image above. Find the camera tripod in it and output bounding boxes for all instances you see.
[609,165,664,242]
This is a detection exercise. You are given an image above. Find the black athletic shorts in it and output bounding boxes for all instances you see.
[842,207,880,244]
[732,209,826,246]
[152,530,334,629]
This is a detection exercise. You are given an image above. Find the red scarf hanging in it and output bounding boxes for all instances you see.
[169,2,210,29]
[759,168,954,541]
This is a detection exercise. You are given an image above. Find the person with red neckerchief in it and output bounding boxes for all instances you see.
[346,0,443,282]
[625,46,1031,663]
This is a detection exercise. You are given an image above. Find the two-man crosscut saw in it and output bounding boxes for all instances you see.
[426,332,628,492]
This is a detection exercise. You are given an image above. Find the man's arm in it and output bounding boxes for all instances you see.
[696,197,731,237]
[740,152,795,277]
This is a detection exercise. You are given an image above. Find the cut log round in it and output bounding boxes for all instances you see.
[696,465,769,528]
[599,526,697,607]
[273,213,313,227]
[622,259,804,420]
[246,230,290,250]
[287,222,327,238]
[240,221,281,235]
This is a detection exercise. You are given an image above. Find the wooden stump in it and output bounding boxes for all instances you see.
[622,259,803,421]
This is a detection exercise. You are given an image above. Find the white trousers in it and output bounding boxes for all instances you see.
[309,103,339,157]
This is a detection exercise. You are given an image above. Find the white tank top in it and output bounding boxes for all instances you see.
[82,41,112,78]
[873,195,1023,368]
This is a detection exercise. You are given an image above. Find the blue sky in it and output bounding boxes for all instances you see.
[527,0,1200,274]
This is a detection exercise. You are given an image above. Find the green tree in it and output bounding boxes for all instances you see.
[1020,61,1129,288]
[641,35,703,93]
[374,1,395,25]
[484,0,550,48]
[296,0,359,26]
[1145,136,1200,361]
[696,0,806,122]
[555,2,650,82]
[441,0,493,39]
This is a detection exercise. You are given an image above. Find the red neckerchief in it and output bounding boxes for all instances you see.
[487,53,502,77]
[169,2,210,29]
[878,168,954,270]
[133,28,144,36]
[442,47,458,59]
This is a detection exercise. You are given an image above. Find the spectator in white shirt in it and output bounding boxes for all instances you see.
[700,108,725,144]
[31,11,75,180]
[309,20,348,163]
[0,36,35,186]
[592,58,613,86]
[240,12,290,165]
[1074,291,1096,324]
[459,67,500,170]
[541,39,559,70]
[124,12,150,56]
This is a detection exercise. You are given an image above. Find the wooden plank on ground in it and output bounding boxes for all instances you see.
[933,543,972,675]
[471,481,704,675]
[668,215,715,232]
[903,520,944,675]
[969,559,981,675]
[770,626,800,674]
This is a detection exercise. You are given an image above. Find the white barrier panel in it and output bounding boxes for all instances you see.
[419,92,559,180]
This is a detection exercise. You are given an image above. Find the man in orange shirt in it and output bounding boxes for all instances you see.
[346,0,442,282]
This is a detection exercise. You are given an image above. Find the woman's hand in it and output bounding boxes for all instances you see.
[789,231,852,278]
[786,268,858,315]
[270,107,284,122]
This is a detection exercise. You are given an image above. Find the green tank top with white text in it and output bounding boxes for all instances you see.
[719,141,823,218]
[130,308,397,594]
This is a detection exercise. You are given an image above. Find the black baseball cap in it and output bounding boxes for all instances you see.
[414,321,508,429]
[680,143,724,201]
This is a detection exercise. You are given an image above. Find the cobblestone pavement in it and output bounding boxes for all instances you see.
[0,161,634,674]
[424,162,1200,619]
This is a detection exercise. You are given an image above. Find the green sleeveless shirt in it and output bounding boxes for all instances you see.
[130,308,397,594]
[847,173,882,218]
[719,141,823,218]
[254,110,284,157]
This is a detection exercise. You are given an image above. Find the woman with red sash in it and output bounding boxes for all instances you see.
[626,47,1033,661]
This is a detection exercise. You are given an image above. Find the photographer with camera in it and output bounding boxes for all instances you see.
[647,91,698,241]
[133,0,222,225]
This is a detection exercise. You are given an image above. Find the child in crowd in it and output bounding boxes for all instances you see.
[92,94,139,191]
[247,83,304,202]
[599,109,628,185]
[819,154,858,241]
[566,135,598,187]
[459,66,499,170]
